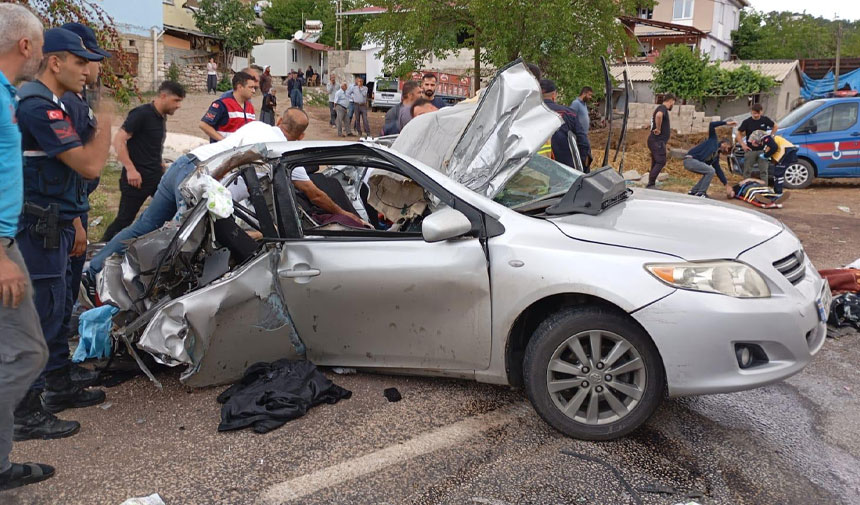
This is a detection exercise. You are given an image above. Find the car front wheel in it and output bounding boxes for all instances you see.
[783,159,814,189]
[523,307,665,440]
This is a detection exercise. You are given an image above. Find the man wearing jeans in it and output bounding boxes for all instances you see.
[682,120,737,197]
[326,75,338,128]
[349,77,370,137]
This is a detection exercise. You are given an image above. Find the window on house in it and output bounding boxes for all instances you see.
[673,0,694,19]
[638,7,653,19]
[291,48,298,63]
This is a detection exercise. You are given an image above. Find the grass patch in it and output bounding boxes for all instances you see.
[87,160,123,240]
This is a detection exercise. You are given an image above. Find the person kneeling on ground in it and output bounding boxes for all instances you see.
[747,129,795,202]
[682,119,737,198]
[80,108,362,306]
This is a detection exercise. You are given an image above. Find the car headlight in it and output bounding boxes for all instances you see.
[645,261,771,298]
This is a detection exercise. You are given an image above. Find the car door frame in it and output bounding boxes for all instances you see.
[270,143,505,371]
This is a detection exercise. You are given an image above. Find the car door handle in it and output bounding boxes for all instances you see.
[851,131,860,137]
[278,268,321,279]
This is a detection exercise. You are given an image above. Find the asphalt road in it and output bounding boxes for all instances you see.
[4,323,858,505]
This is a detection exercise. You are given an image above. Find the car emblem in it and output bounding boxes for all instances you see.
[832,141,842,160]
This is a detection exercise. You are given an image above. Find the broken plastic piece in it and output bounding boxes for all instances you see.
[384,387,402,402]
[119,493,165,505]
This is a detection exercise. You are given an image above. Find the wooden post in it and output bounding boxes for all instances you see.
[835,21,842,92]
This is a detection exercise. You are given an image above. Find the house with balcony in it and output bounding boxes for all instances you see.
[625,0,748,61]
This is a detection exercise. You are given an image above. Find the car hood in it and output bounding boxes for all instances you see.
[548,189,785,260]
[392,60,561,197]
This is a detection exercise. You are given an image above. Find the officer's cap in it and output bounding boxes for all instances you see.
[43,28,104,62]
[61,23,112,59]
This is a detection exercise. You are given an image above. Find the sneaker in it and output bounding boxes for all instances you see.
[79,271,100,308]
[13,391,80,441]
[772,192,790,203]
[70,363,100,389]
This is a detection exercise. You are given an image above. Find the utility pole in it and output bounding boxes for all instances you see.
[335,0,343,50]
[834,20,842,92]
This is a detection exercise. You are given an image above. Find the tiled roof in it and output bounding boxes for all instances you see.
[609,59,800,83]
[295,39,332,51]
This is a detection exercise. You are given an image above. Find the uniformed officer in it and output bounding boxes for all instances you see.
[539,79,591,172]
[13,27,112,440]
[57,22,110,388]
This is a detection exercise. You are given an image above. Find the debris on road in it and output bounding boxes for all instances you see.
[332,367,357,375]
[384,387,402,402]
[217,359,351,433]
[72,305,118,363]
[837,206,851,214]
[828,293,860,330]
[119,494,165,505]
[99,402,113,410]
[89,215,103,228]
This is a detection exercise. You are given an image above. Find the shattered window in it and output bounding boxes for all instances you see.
[493,155,581,208]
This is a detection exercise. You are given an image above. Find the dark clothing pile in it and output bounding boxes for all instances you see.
[543,99,590,171]
[217,359,351,434]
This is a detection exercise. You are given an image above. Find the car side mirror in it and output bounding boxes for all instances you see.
[421,207,472,243]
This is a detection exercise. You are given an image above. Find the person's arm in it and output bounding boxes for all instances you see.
[294,180,359,220]
[736,124,749,151]
[71,217,87,257]
[769,118,779,135]
[200,122,224,142]
[55,110,113,180]
[113,128,142,188]
[707,120,726,140]
[0,244,28,308]
[652,111,663,135]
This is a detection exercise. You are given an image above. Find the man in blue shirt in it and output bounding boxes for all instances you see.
[540,80,591,172]
[14,28,112,439]
[569,86,593,168]
[683,119,737,197]
[0,4,57,491]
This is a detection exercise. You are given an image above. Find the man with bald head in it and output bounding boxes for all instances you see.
[0,3,57,490]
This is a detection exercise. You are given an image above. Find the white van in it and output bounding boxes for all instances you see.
[371,77,401,112]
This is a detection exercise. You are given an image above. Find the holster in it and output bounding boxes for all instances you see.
[23,202,61,249]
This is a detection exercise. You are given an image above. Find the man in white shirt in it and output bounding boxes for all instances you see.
[326,75,338,128]
[82,108,359,292]
[348,77,370,137]
[334,83,351,136]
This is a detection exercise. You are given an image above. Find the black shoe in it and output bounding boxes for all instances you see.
[645,184,656,189]
[13,391,80,441]
[70,363,100,389]
[79,271,100,308]
[42,366,106,413]
[42,386,105,414]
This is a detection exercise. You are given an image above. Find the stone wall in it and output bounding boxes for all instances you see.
[161,62,213,93]
[625,102,722,134]
[119,33,164,92]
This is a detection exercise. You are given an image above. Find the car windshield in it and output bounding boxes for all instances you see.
[493,154,582,208]
[778,100,824,128]
[376,79,398,92]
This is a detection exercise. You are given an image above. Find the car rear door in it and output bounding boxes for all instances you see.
[796,101,860,176]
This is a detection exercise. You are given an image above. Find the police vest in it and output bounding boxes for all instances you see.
[18,81,89,220]
[217,96,256,135]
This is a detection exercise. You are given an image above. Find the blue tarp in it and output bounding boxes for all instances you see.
[802,67,860,99]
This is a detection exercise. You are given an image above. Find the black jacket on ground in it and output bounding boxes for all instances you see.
[217,359,352,433]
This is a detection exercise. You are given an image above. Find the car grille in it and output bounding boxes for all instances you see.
[773,250,806,285]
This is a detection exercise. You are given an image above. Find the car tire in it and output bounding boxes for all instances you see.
[523,306,665,441]
[783,158,815,189]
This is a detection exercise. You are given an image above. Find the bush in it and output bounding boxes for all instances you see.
[216,73,232,92]
[167,62,180,83]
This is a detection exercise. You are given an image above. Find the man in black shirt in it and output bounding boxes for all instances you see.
[646,94,676,188]
[736,104,778,180]
[101,81,185,241]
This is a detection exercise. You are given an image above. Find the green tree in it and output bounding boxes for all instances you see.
[194,0,264,70]
[364,0,641,98]
[10,0,140,105]
[731,9,856,60]
[653,44,714,101]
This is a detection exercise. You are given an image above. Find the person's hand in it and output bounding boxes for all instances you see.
[725,120,738,126]
[71,220,87,257]
[742,143,751,152]
[725,185,735,199]
[126,168,142,188]
[95,100,115,129]
[0,255,28,308]
[652,129,660,136]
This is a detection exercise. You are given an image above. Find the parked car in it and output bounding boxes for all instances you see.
[371,77,401,112]
[766,97,860,188]
[98,63,830,441]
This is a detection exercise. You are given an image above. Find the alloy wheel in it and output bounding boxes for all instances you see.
[784,163,809,187]
[545,330,646,425]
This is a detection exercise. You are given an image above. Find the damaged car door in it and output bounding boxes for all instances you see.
[277,149,493,372]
